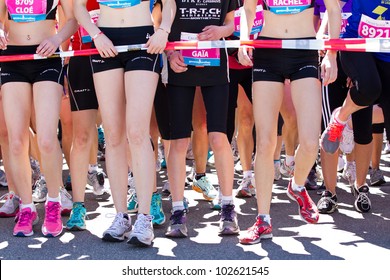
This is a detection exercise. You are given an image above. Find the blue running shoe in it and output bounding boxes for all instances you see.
[66,202,87,231]
[150,192,165,226]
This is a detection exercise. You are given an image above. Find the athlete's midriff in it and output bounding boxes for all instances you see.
[6,20,57,46]
[97,1,153,27]
[260,8,316,38]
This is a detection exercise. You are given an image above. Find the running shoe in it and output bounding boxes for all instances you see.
[280,159,295,178]
[287,180,319,224]
[231,136,240,162]
[87,170,106,195]
[66,202,87,231]
[0,169,8,187]
[127,172,136,190]
[161,181,170,197]
[42,201,63,237]
[60,187,73,215]
[337,155,345,172]
[192,175,218,201]
[127,214,154,246]
[235,177,255,198]
[304,167,318,190]
[317,191,338,214]
[97,125,106,153]
[342,161,356,186]
[239,215,272,245]
[127,189,139,213]
[219,204,240,235]
[168,195,189,212]
[32,176,48,203]
[370,168,386,186]
[150,192,165,226]
[30,157,41,186]
[0,191,20,217]
[65,174,72,191]
[165,209,188,238]
[383,141,390,154]
[13,207,39,237]
[274,161,281,181]
[102,212,131,242]
[339,123,354,154]
[321,108,346,154]
[351,184,371,213]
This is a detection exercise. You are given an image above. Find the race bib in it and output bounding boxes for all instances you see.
[358,14,390,38]
[340,12,352,35]
[233,5,263,37]
[79,9,100,43]
[98,0,141,9]
[265,0,311,15]
[7,0,47,22]
[180,32,220,67]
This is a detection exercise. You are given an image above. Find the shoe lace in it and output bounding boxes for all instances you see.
[237,177,251,189]
[18,209,33,227]
[221,205,235,222]
[150,195,159,214]
[45,202,61,223]
[327,122,344,142]
[0,193,15,208]
[170,210,185,225]
[60,188,72,200]
[133,215,151,234]
[357,192,370,205]
[70,205,84,222]
[108,214,128,231]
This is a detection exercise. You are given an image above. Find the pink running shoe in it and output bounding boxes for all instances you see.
[239,215,273,245]
[42,201,63,237]
[13,207,39,237]
[287,180,319,224]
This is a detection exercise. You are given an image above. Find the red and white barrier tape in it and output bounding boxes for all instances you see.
[1,38,390,62]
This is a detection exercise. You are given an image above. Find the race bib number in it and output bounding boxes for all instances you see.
[358,14,390,38]
[98,0,141,9]
[7,0,47,22]
[180,32,220,67]
[265,0,311,15]
[234,5,263,37]
[79,9,100,43]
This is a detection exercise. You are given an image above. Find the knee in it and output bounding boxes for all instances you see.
[72,130,91,150]
[9,138,26,156]
[299,138,319,155]
[105,129,125,148]
[171,138,190,154]
[127,126,148,147]
[351,80,382,106]
[209,133,228,152]
[38,136,58,154]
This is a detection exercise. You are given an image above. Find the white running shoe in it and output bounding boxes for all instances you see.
[102,212,132,242]
[127,213,154,246]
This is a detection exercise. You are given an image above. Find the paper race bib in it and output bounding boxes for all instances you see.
[7,0,48,22]
[98,0,141,9]
[233,5,263,37]
[358,14,390,38]
[180,32,220,67]
[265,0,311,15]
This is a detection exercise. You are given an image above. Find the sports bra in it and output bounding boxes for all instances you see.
[263,0,315,15]
[97,0,149,9]
[6,0,59,22]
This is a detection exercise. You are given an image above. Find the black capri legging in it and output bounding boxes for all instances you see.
[167,84,229,140]
[226,67,252,143]
[340,51,390,144]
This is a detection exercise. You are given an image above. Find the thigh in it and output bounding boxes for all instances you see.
[201,84,229,134]
[291,78,322,142]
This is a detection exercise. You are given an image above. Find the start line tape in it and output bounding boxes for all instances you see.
[1,38,390,62]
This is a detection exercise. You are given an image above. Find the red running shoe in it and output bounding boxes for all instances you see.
[239,215,272,245]
[287,180,319,224]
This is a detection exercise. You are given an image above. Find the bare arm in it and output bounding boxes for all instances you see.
[36,0,78,56]
[146,0,176,54]
[0,0,8,49]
